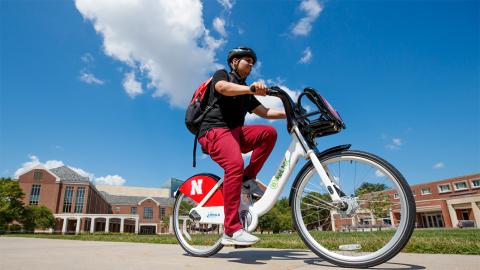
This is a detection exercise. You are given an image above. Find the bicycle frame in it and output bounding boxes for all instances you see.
[191,125,344,233]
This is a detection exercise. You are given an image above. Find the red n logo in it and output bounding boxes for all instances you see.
[178,175,224,207]
[190,179,203,195]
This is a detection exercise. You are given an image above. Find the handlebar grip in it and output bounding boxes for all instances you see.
[266,87,280,96]
[250,86,279,96]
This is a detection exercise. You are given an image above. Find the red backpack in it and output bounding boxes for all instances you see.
[185,70,231,166]
[185,77,214,135]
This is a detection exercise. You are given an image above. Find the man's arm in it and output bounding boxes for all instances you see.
[252,104,286,119]
[215,81,252,96]
[215,81,268,97]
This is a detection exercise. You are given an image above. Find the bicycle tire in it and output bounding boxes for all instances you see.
[172,191,224,257]
[291,150,416,268]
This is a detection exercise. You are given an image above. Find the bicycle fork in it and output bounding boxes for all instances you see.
[294,126,344,202]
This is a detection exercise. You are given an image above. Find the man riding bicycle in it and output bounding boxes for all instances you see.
[198,47,286,246]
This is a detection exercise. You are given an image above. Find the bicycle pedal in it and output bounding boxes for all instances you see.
[234,245,251,249]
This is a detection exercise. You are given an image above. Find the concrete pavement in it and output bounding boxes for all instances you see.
[0,237,478,270]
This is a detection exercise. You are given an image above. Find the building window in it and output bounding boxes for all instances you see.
[29,185,41,205]
[63,186,74,213]
[33,171,43,180]
[144,207,153,220]
[115,206,120,213]
[471,179,480,188]
[131,207,137,214]
[393,193,399,199]
[453,182,468,191]
[160,207,166,219]
[421,188,432,195]
[74,187,85,213]
[438,184,451,193]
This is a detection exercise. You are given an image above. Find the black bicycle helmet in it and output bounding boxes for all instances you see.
[227,47,257,65]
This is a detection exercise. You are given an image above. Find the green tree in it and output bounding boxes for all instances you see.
[0,178,25,230]
[300,191,332,231]
[354,182,388,196]
[258,198,293,233]
[21,205,55,231]
[355,182,391,228]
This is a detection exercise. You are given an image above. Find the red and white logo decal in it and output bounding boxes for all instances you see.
[178,175,224,207]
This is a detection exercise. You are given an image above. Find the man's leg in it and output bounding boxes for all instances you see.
[199,128,244,236]
[240,125,277,180]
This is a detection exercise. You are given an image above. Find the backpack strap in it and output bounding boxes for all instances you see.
[192,70,232,167]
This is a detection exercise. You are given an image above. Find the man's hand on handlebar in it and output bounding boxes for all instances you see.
[250,81,268,96]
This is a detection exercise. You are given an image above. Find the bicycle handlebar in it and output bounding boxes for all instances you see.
[250,85,280,96]
[251,85,345,147]
[259,86,298,133]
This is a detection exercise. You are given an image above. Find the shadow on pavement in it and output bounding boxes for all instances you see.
[213,249,312,265]
[211,249,426,269]
[305,258,426,270]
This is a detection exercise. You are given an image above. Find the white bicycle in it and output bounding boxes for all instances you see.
[173,87,416,268]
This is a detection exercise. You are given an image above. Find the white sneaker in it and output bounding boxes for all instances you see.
[221,229,259,246]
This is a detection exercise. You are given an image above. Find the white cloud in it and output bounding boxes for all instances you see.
[13,155,126,185]
[250,61,263,79]
[213,17,227,37]
[70,166,95,180]
[123,71,143,98]
[79,70,105,85]
[433,162,445,169]
[13,155,95,180]
[375,170,385,177]
[332,176,340,184]
[94,175,126,186]
[392,138,402,146]
[217,0,234,10]
[299,47,313,64]
[246,81,301,122]
[75,0,224,107]
[14,155,65,178]
[386,145,399,150]
[242,151,252,161]
[44,160,65,170]
[292,0,323,36]
[53,145,64,151]
[385,137,403,150]
[238,27,244,35]
[81,53,94,63]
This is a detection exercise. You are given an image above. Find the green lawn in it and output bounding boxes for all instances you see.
[3,229,479,255]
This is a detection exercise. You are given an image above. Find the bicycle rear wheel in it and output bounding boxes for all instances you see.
[172,192,223,257]
[291,150,415,268]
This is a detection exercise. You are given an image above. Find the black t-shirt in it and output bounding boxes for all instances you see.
[198,69,261,138]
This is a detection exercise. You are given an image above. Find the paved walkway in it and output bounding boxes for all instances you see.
[1,237,478,270]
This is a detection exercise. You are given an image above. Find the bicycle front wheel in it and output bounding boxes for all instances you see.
[291,150,415,268]
[172,192,223,257]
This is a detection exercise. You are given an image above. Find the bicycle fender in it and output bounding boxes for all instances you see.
[177,173,224,207]
[316,144,351,159]
[288,144,351,206]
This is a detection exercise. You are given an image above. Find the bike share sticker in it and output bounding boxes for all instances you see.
[270,158,289,189]
[178,175,224,207]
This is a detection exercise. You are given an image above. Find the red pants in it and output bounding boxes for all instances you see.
[199,125,277,235]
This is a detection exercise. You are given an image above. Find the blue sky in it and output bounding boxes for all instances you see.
[1,0,478,198]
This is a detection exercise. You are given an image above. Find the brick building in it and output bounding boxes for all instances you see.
[16,164,174,234]
[16,163,479,233]
[331,173,480,231]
